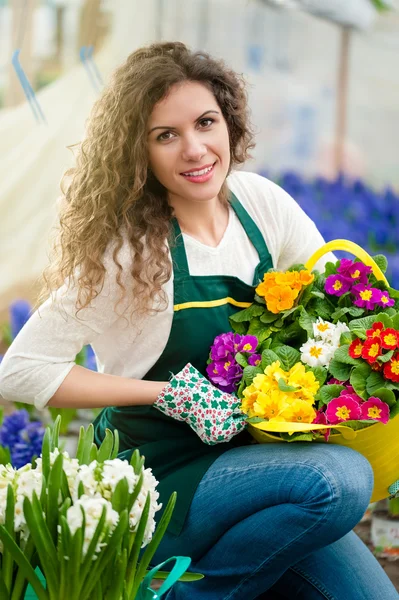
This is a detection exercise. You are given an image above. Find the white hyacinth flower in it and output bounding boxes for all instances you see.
[129,467,162,547]
[66,495,119,557]
[300,338,335,368]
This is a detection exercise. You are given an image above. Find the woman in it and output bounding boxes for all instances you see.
[0,42,397,600]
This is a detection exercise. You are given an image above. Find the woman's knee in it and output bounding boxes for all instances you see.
[298,445,373,527]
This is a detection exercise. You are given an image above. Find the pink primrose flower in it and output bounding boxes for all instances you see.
[325,395,362,424]
[360,397,390,424]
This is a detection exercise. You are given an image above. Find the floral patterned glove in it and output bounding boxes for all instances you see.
[389,480,399,498]
[154,363,247,445]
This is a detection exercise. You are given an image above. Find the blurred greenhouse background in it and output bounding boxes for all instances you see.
[0,0,399,319]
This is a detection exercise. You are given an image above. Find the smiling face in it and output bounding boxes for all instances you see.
[147,81,231,206]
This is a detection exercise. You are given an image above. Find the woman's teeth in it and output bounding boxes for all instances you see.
[182,165,213,177]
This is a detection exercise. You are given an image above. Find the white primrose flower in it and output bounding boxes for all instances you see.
[330,321,350,347]
[66,494,119,557]
[312,318,335,341]
[300,338,335,368]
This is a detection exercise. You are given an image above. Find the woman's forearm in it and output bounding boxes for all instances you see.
[48,364,167,408]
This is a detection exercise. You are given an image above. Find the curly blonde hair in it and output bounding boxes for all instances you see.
[39,41,255,317]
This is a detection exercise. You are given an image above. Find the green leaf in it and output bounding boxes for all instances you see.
[260,312,280,324]
[47,452,64,540]
[350,364,371,399]
[51,415,62,451]
[247,317,266,336]
[371,388,396,407]
[274,346,301,371]
[298,308,316,337]
[392,313,399,330]
[277,378,297,392]
[23,493,59,597]
[0,445,11,466]
[246,416,267,424]
[110,429,119,459]
[372,254,388,274]
[130,493,177,598]
[77,424,94,465]
[97,429,115,462]
[111,478,129,513]
[324,261,338,277]
[230,320,247,335]
[366,371,386,395]
[242,365,263,385]
[0,525,47,600]
[349,316,379,339]
[328,359,352,381]
[280,432,314,442]
[41,428,51,481]
[377,350,394,364]
[235,352,248,368]
[333,345,360,366]
[389,402,399,419]
[310,366,327,387]
[319,384,346,405]
[260,349,280,370]
[376,313,394,329]
[312,297,335,320]
[229,304,264,323]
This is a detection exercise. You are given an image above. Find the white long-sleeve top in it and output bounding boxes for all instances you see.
[0,171,334,409]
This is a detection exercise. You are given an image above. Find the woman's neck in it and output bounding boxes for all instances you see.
[170,195,229,248]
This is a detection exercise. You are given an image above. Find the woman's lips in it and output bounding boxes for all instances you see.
[180,162,216,183]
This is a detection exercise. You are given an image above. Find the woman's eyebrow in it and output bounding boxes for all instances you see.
[148,110,220,134]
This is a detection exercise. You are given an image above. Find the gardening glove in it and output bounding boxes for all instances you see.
[389,479,399,498]
[154,363,247,445]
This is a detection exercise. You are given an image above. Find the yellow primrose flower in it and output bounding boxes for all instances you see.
[288,363,319,397]
[253,389,289,420]
[280,399,317,424]
[241,384,259,417]
[264,360,287,383]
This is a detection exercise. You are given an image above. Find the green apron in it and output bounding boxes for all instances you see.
[93,192,273,536]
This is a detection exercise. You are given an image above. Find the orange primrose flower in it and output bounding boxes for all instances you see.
[265,285,297,314]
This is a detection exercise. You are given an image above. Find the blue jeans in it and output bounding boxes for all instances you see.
[153,443,399,599]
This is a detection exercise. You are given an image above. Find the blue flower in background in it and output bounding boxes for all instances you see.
[9,300,32,339]
[264,171,399,288]
[85,345,98,371]
[0,409,44,468]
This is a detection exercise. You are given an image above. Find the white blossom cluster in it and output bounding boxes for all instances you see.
[65,495,120,556]
[72,458,162,548]
[300,318,350,368]
[0,463,43,549]
[0,450,161,557]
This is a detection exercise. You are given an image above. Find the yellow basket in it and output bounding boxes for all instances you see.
[248,239,398,503]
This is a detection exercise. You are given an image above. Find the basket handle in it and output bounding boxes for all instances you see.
[304,239,388,286]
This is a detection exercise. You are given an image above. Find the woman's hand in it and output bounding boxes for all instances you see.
[154,364,247,445]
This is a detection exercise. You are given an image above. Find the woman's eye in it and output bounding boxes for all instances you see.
[157,131,175,141]
[198,118,214,128]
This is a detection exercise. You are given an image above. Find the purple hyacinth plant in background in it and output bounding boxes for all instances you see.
[0,409,44,468]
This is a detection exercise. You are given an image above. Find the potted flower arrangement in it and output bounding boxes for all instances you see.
[206,240,399,503]
[0,417,201,599]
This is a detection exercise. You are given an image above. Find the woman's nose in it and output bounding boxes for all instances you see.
[181,134,207,162]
